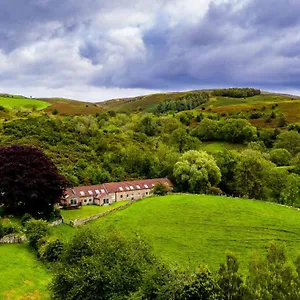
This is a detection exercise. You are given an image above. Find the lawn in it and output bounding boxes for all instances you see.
[0,244,51,299]
[60,201,130,223]
[199,141,247,153]
[83,195,300,271]
[0,97,51,110]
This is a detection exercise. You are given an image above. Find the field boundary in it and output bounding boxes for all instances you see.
[67,200,137,227]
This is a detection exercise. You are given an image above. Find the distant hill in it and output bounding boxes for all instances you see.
[98,89,300,126]
[41,98,103,116]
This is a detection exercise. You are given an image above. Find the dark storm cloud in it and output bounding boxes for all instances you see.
[1,0,300,100]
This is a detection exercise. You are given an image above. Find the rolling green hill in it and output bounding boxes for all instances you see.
[99,90,300,126]
[0,95,51,110]
[52,194,300,271]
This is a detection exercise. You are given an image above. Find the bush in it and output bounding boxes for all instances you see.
[39,237,64,262]
[25,219,49,250]
[21,213,32,226]
[0,219,21,239]
[206,186,223,195]
[153,183,171,196]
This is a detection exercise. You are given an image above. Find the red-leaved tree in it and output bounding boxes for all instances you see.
[0,145,68,216]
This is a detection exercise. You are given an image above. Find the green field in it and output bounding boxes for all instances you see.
[0,97,51,110]
[84,195,300,271]
[61,201,130,223]
[199,141,247,153]
[51,195,300,271]
[0,244,51,299]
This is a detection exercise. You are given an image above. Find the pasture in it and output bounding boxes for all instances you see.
[0,97,51,110]
[0,244,51,299]
[87,195,300,271]
[60,201,130,223]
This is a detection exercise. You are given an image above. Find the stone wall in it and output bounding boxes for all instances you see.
[70,200,135,227]
[0,234,26,244]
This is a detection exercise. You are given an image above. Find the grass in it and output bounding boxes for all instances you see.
[60,201,130,223]
[0,97,51,110]
[199,141,247,153]
[0,244,51,299]
[82,195,300,271]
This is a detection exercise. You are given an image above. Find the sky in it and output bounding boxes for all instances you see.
[1,0,300,102]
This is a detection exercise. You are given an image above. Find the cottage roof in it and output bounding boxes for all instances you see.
[103,178,172,193]
[64,178,172,199]
[65,184,107,198]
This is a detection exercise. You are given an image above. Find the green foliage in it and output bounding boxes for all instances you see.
[173,150,221,193]
[39,236,63,262]
[275,130,300,154]
[51,228,157,300]
[212,88,261,98]
[280,174,300,207]
[245,242,300,299]
[269,148,291,166]
[277,113,288,127]
[233,150,275,199]
[153,183,171,196]
[156,92,209,113]
[218,253,244,300]
[25,219,49,250]
[179,266,221,300]
[20,213,33,226]
[0,219,21,239]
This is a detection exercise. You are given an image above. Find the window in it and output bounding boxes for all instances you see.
[144,184,148,188]
[80,191,85,196]
[84,199,87,203]
[120,195,123,198]
[129,186,134,190]
[89,198,92,202]
[145,192,149,196]
[104,198,109,204]
[70,199,77,205]
[127,194,129,198]
[119,187,124,191]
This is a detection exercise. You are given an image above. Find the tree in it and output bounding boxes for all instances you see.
[245,242,299,299]
[153,182,171,196]
[280,174,300,207]
[269,148,291,166]
[0,145,68,216]
[218,253,244,300]
[173,150,221,193]
[179,265,221,300]
[25,219,49,250]
[233,150,274,199]
[275,131,300,155]
[51,228,157,300]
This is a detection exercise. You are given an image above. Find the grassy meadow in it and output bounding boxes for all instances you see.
[52,194,300,271]
[0,97,51,110]
[0,244,51,299]
[61,201,130,223]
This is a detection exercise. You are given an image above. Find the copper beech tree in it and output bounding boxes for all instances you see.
[0,145,68,216]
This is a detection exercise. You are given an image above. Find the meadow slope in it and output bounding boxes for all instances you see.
[52,194,300,271]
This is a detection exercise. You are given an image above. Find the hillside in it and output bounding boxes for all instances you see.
[52,194,300,271]
[99,89,300,126]
[41,98,103,115]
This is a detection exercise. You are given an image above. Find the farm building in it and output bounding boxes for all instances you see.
[61,178,172,207]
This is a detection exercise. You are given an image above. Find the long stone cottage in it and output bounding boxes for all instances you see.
[61,178,172,207]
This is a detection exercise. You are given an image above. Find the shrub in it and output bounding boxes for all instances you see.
[206,186,223,195]
[21,213,32,226]
[39,237,64,262]
[0,219,21,239]
[25,219,49,250]
[52,109,59,115]
[153,183,171,196]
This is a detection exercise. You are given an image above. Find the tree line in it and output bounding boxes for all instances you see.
[212,88,261,98]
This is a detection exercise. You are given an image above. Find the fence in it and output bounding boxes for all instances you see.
[70,200,135,227]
